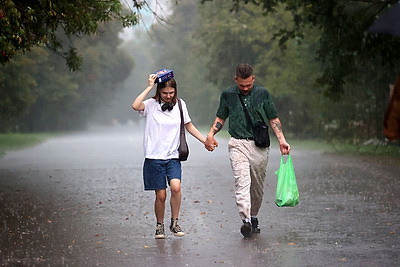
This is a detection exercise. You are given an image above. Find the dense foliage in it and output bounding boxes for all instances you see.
[0,21,133,132]
[1,0,399,143]
[203,0,400,100]
[139,0,400,141]
[0,0,143,71]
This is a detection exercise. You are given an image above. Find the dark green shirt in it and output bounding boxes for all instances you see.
[216,85,278,139]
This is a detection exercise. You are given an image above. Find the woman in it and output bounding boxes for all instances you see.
[132,73,205,239]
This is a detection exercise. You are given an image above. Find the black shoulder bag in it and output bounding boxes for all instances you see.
[177,99,189,161]
[238,94,270,148]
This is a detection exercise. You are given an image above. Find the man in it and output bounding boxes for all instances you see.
[205,63,290,237]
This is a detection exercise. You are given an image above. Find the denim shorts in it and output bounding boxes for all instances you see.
[143,158,182,190]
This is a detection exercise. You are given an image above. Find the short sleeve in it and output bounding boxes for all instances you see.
[180,99,191,124]
[216,91,229,119]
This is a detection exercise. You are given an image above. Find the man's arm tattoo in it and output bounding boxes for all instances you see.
[273,122,283,133]
[213,122,223,134]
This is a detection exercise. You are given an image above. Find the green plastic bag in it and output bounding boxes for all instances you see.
[275,155,299,207]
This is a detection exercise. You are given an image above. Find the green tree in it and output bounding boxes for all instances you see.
[202,0,400,100]
[0,52,39,121]
[194,2,327,137]
[0,46,80,132]
[196,0,400,140]
[0,20,133,132]
[196,1,259,88]
[143,0,326,133]
[0,0,143,70]
[18,48,80,131]
[113,0,395,141]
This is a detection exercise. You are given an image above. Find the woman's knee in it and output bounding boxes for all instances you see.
[169,179,181,194]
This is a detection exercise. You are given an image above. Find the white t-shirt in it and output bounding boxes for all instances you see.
[139,98,191,159]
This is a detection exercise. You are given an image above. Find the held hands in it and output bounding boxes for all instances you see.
[205,135,218,152]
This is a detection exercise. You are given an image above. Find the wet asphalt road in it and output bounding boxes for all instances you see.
[0,126,399,266]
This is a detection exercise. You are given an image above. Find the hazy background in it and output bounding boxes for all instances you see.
[1,0,399,144]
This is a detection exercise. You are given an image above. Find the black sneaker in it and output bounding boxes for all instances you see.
[251,217,260,234]
[155,223,166,239]
[170,219,185,237]
[240,221,252,237]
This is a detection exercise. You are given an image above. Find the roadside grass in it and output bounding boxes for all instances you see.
[0,133,59,157]
[288,139,400,157]
[286,138,400,166]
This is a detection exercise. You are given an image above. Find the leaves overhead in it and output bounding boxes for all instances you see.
[202,0,400,100]
[0,0,144,71]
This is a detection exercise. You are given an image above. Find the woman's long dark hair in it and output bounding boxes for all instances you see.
[153,78,178,105]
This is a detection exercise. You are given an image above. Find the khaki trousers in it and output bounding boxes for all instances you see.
[228,137,269,221]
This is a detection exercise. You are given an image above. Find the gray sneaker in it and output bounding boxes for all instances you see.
[170,219,185,237]
[155,223,166,239]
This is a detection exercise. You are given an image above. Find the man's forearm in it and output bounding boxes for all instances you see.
[208,117,225,136]
[270,118,286,143]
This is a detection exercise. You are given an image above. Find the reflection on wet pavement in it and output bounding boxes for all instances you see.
[0,128,399,266]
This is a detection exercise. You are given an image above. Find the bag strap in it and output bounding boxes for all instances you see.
[238,94,254,128]
[177,99,185,136]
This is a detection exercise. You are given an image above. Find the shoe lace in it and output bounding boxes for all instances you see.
[172,222,182,232]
